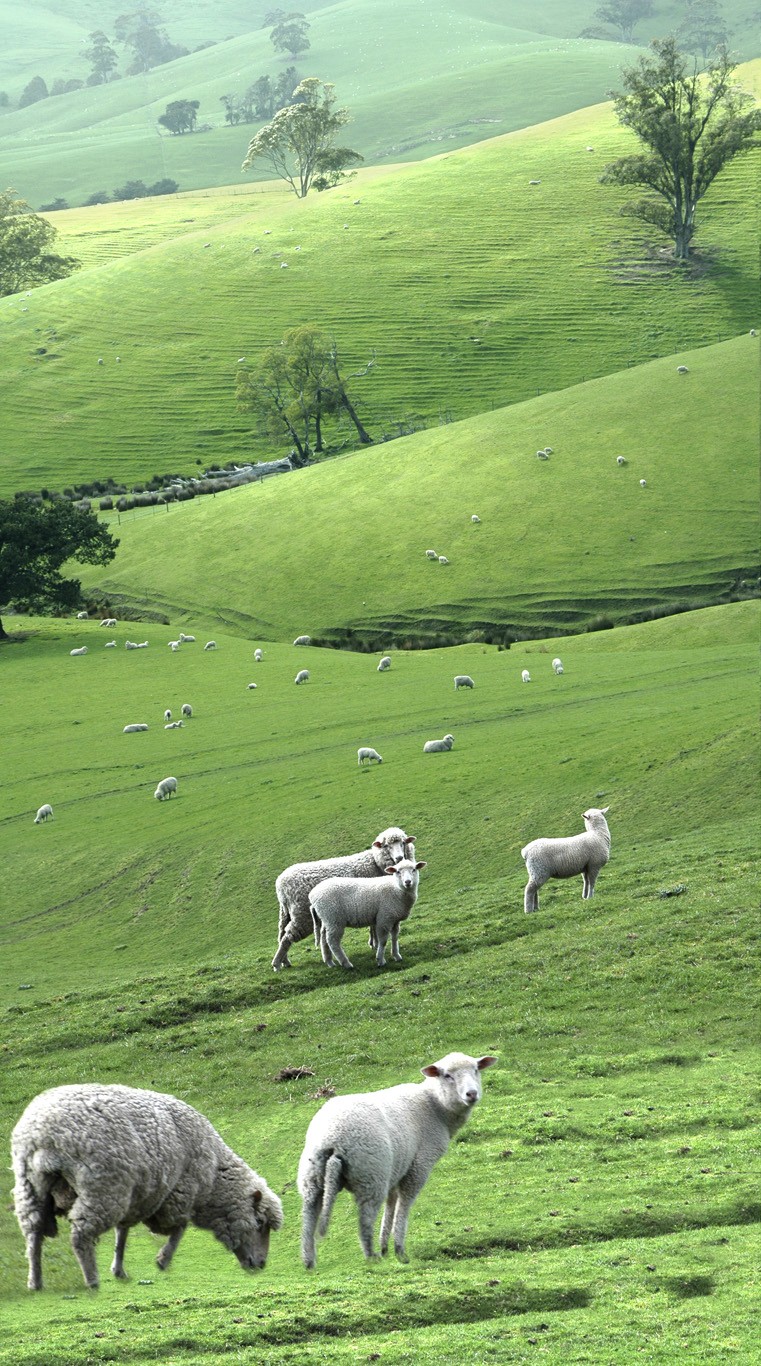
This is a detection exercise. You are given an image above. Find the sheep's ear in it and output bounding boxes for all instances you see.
[415,861,427,870]
[421,1064,442,1078]
[252,1188,262,1206]
[385,865,398,875]
[404,836,416,844]
[477,1056,498,1070]
[372,839,383,847]
[600,806,610,814]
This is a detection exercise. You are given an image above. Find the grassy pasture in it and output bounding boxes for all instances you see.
[1,90,759,499]
[0,601,758,1361]
[72,334,760,642]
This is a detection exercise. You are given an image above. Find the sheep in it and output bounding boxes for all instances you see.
[69,647,88,656]
[554,663,564,674]
[521,670,531,683]
[422,734,454,753]
[178,633,196,643]
[181,704,193,719]
[552,658,563,674]
[164,721,184,730]
[154,777,178,801]
[377,657,391,672]
[123,724,149,733]
[616,455,627,466]
[164,709,172,722]
[125,641,138,649]
[204,641,217,650]
[11,1083,283,1291]
[676,365,689,374]
[168,639,182,648]
[750,329,757,337]
[536,450,550,460]
[357,747,383,766]
[99,618,117,627]
[438,556,449,565]
[254,648,264,662]
[135,642,149,649]
[105,640,116,648]
[529,179,541,185]
[640,479,648,488]
[293,635,312,646]
[521,806,611,913]
[454,675,474,691]
[298,1052,496,1267]
[295,669,310,685]
[34,805,53,824]
[272,826,416,971]
[425,550,438,560]
[471,514,481,523]
[76,611,88,620]
[310,858,426,970]
[247,683,258,690]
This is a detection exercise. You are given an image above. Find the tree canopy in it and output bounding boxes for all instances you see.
[0,190,79,297]
[0,498,118,639]
[268,11,311,59]
[241,78,362,197]
[82,30,119,84]
[158,99,200,134]
[677,1,729,63]
[601,39,761,259]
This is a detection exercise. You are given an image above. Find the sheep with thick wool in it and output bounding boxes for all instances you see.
[272,827,415,971]
[11,1083,283,1291]
[521,806,611,912]
[309,857,426,969]
[298,1053,496,1267]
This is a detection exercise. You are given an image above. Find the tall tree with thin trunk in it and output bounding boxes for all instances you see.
[593,0,653,42]
[241,78,362,197]
[601,39,761,260]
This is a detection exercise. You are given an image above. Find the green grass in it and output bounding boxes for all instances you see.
[1,86,758,499]
[68,335,760,642]
[0,602,758,1361]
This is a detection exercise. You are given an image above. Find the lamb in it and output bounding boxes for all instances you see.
[76,611,88,620]
[11,1083,283,1291]
[298,1052,496,1267]
[521,670,531,683]
[164,709,172,722]
[135,642,149,649]
[272,826,415,971]
[178,633,196,643]
[34,805,53,824]
[204,641,217,650]
[247,683,258,690]
[521,806,611,913]
[425,550,438,560]
[438,556,449,565]
[123,723,149,733]
[536,450,550,460]
[125,641,138,649]
[100,618,117,627]
[640,479,648,488]
[552,657,563,674]
[105,640,116,648]
[254,649,264,662]
[454,675,474,691]
[310,858,426,970]
[295,669,310,685]
[423,734,454,753]
[471,514,481,523]
[181,704,193,719]
[154,777,178,801]
[357,747,383,766]
[165,721,184,730]
[293,635,312,646]
[168,640,182,649]
[377,657,391,672]
[616,456,627,466]
[676,365,689,374]
[69,647,88,656]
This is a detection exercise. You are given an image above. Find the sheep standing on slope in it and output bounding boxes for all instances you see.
[204,641,217,651]
[425,550,438,560]
[154,776,178,801]
[34,805,53,824]
[293,635,311,646]
[438,556,449,565]
[377,656,391,672]
[164,709,172,722]
[310,858,426,969]
[521,670,531,683]
[423,734,454,753]
[454,675,474,691]
[254,649,264,662]
[295,669,310,685]
[298,1053,496,1267]
[76,612,88,620]
[272,827,415,971]
[552,658,563,674]
[521,806,611,913]
[471,514,481,523]
[181,704,193,719]
[357,747,383,766]
[11,1083,283,1290]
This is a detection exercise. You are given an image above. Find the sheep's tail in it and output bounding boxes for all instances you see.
[317,1153,344,1237]
[310,899,322,948]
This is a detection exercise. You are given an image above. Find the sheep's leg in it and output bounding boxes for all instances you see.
[375,915,393,967]
[271,926,294,972]
[390,922,403,962]
[356,1200,382,1260]
[319,926,335,967]
[156,1225,186,1270]
[311,909,322,947]
[380,1191,399,1256]
[24,1226,44,1291]
[301,1191,322,1269]
[325,926,353,969]
[110,1224,129,1279]
[70,1222,101,1289]
[524,879,540,913]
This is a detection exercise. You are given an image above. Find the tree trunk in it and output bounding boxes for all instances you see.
[0,615,9,640]
[338,388,373,444]
[314,392,324,453]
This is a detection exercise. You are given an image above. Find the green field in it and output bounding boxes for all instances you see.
[1,601,758,1361]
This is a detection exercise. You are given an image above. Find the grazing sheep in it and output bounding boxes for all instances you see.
[616,456,627,466]
[295,670,310,685]
[377,657,391,672]
[750,329,757,337]
[100,618,117,627]
[438,556,449,565]
[11,1083,283,1291]
[454,675,474,691]
[178,634,196,643]
[521,670,531,683]
[676,365,689,374]
[529,179,541,185]
[293,635,312,647]
[298,1052,496,1267]
[204,641,217,651]
[272,826,415,972]
[536,450,550,460]
[34,805,53,824]
[247,683,258,690]
[357,747,383,766]
[310,858,426,970]
[471,514,481,523]
[76,612,88,620]
[170,642,180,651]
[254,649,264,662]
[164,721,184,730]
[552,658,563,674]
[640,479,648,488]
[154,777,178,801]
[164,709,172,722]
[181,704,193,719]
[522,806,611,913]
[105,640,116,648]
[69,647,88,656]
[423,734,454,753]
[554,663,564,674]
[425,550,438,560]
[123,724,149,733]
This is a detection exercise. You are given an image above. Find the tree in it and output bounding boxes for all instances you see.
[269,12,310,59]
[38,198,69,212]
[0,498,118,640]
[18,76,49,108]
[112,179,149,200]
[85,190,111,205]
[593,1,653,42]
[82,31,119,84]
[601,39,761,260]
[677,1,729,63]
[242,78,363,198]
[220,93,243,125]
[148,177,178,195]
[158,98,199,134]
[0,190,79,297]
[114,9,187,74]
[274,66,301,109]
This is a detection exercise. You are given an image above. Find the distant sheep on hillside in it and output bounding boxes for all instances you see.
[34,805,54,824]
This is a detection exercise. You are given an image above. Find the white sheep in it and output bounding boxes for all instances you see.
[34,805,53,824]
[425,550,438,560]
[293,635,312,646]
[123,723,149,733]
[69,646,88,656]
[552,658,563,674]
[135,642,149,649]
[377,656,391,672]
[105,640,116,648]
[522,806,611,913]
[298,1052,496,1267]
[677,365,689,374]
[154,777,178,801]
[310,858,426,970]
[168,640,182,649]
[438,556,449,565]
[11,1083,283,1291]
[295,669,310,685]
[178,633,196,643]
[164,709,172,722]
[204,641,217,650]
[640,479,648,487]
[423,734,454,753]
[536,450,550,460]
[357,747,383,766]
[454,675,474,691]
[99,618,117,627]
[521,670,531,683]
[616,456,627,466]
[471,514,481,523]
[181,704,193,719]
[125,641,138,649]
[254,648,264,662]
[247,683,258,690]
[164,721,184,729]
[272,826,415,971]
[76,611,88,620]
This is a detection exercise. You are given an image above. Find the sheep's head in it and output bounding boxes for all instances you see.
[421,1053,497,1112]
[385,858,426,892]
[583,807,610,826]
[373,827,415,868]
